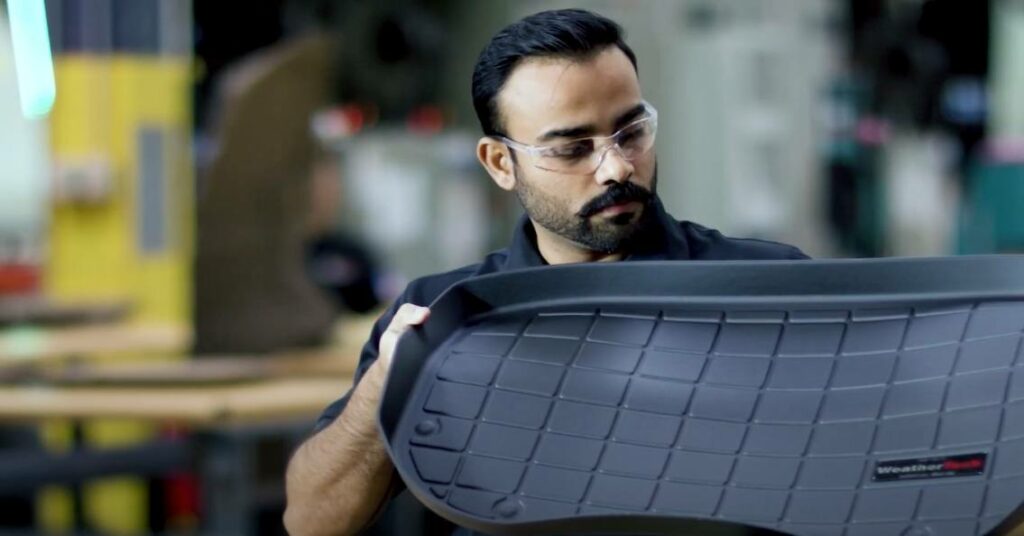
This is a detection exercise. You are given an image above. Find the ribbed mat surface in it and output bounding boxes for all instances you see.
[380,259,1024,535]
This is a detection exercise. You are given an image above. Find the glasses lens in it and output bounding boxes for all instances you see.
[533,115,657,174]
[535,140,594,173]
[616,119,656,159]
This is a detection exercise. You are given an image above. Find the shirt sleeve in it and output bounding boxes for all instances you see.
[788,246,812,260]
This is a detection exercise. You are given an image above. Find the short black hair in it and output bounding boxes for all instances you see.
[471,9,638,137]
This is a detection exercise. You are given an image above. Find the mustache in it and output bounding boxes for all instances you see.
[577,182,653,218]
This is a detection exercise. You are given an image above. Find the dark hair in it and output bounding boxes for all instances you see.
[471,9,638,137]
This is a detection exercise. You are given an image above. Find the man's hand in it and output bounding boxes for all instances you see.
[359,304,430,406]
[375,304,431,372]
[284,303,429,536]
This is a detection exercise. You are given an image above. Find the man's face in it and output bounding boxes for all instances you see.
[497,47,657,253]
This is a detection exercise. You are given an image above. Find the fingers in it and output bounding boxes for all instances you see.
[395,303,431,327]
[378,304,431,369]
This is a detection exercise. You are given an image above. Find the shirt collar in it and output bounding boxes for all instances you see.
[501,196,690,270]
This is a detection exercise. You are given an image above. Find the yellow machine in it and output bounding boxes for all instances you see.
[40,1,193,533]
[48,55,192,322]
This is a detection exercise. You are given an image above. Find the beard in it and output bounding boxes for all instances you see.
[513,163,658,254]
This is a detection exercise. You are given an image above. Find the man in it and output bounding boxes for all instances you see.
[284,9,806,536]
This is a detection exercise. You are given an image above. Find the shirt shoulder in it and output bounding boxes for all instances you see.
[680,221,809,260]
[400,248,510,306]
[312,248,511,432]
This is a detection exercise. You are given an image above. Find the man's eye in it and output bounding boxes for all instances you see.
[617,125,645,145]
[550,142,592,159]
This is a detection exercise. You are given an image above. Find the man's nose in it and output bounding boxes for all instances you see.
[594,145,634,185]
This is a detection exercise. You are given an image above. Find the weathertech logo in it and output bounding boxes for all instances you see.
[873,454,987,482]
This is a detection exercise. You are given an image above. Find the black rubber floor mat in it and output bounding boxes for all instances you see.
[378,256,1024,535]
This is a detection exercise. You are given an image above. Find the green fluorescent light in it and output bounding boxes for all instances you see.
[7,0,56,119]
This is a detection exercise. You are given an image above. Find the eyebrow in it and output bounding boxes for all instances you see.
[536,103,647,142]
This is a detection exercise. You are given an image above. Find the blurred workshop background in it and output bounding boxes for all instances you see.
[0,0,1022,535]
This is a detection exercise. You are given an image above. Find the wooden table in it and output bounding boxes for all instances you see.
[0,322,189,363]
[0,375,353,534]
[0,308,378,361]
[25,348,358,386]
[0,377,351,426]
[0,296,131,327]
[0,311,377,381]
[0,313,378,535]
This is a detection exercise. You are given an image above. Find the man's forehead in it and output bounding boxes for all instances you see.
[497,47,642,140]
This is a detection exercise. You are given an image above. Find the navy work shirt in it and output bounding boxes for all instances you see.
[313,197,808,533]
[314,198,806,430]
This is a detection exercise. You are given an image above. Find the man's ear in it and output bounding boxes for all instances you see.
[476,137,516,191]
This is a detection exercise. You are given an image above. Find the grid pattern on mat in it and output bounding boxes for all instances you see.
[392,301,1024,536]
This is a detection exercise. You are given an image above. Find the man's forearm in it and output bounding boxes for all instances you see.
[284,366,394,536]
